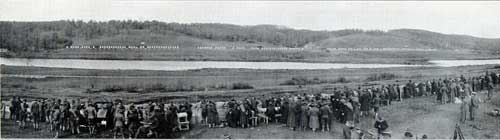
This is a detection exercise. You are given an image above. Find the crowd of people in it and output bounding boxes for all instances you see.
[1,71,498,139]
[196,71,498,138]
[2,98,193,138]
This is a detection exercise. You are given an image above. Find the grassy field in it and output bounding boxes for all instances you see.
[1,64,499,103]
[3,48,498,65]
[1,64,500,139]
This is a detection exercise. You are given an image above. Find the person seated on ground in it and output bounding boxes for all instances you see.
[135,120,156,138]
[343,121,355,139]
[374,115,390,139]
[403,128,413,139]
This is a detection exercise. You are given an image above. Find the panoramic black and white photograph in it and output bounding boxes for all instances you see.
[1,0,500,139]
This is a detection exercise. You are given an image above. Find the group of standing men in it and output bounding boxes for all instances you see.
[2,98,193,138]
[1,71,498,139]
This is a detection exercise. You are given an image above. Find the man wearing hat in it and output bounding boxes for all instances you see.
[469,92,479,121]
[459,96,468,123]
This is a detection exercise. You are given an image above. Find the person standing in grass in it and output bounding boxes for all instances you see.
[459,96,468,123]
[31,100,41,130]
[52,105,62,138]
[287,97,297,130]
[319,102,331,132]
[359,90,371,117]
[308,103,320,132]
[68,100,80,134]
[113,106,126,139]
[19,99,29,129]
[207,101,217,128]
[469,92,479,121]
[486,81,494,100]
[239,101,249,128]
[11,97,20,121]
[85,103,97,135]
[299,101,309,131]
[127,104,140,138]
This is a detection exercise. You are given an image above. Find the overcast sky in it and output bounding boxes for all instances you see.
[1,0,500,38]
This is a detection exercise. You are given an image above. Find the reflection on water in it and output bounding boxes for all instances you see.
[1,58,499,71]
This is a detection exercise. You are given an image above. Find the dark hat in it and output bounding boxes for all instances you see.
[404,128,413,138]
[405,132,413,138]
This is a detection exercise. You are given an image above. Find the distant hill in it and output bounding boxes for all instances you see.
[312,29,500,50]
[1,20,499,53]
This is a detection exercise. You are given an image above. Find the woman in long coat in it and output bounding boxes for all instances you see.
[207,102,217,128]
[308,104,320,132]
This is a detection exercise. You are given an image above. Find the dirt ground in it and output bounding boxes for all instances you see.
[1,65,499,139]
[2,91,498,139]
[183,90,500,139]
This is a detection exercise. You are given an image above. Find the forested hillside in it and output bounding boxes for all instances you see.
[313,29,500,50]
[1,20,499,53]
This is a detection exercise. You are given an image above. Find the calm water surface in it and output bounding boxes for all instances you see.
[1,58,499,71]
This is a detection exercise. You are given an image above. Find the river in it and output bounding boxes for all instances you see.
[1,58,499,71]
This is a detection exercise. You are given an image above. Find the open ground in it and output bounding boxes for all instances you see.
[1,64,500,138]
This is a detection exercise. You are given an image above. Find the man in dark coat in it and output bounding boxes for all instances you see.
[359,91,371,117]
[294,99,302,130]
[11,97,20,121]
[299,102,309,131]
[319,103,331,132]
[287,98,297,130]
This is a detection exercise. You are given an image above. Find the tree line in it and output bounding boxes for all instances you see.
[0,20,373,52]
